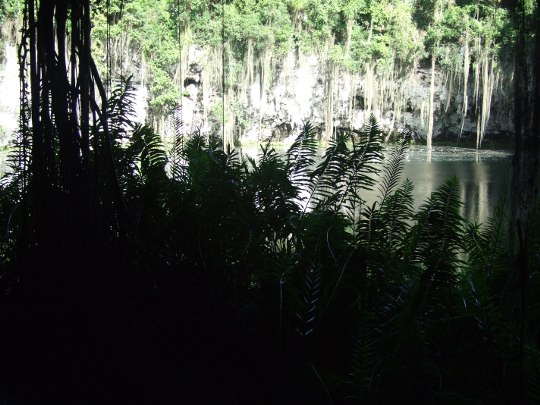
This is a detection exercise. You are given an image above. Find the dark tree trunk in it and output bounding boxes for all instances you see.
[3,4,130,400]
[20,0,127,262]
[508,0,540,399]
[510,0,540,250]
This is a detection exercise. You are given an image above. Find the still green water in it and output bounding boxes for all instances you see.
[242,145,512,224]
[380,146,511,223]
[0,145,512,225]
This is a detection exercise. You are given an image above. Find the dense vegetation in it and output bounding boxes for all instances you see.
[87,0,514,106]
[89,0,519,146]
[0,0,539,403]
[1,80,540,402]
[2,0,530,146]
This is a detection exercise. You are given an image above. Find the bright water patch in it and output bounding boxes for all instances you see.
[378,146,512,224]
[240,144,513,225]
[401,145,511,162]
[0,144,512,226]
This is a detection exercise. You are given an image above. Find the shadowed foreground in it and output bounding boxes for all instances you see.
[1,0,540,402]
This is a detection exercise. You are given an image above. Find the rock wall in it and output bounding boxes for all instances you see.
[0,39,514,146]
[154,45,514,144]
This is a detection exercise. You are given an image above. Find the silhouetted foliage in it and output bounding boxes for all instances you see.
[0,2,539,403]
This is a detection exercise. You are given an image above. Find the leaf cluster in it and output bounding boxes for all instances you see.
[0,51,538,404]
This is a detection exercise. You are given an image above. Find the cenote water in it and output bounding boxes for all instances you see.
[379,146,511,224]
[242,144,513,225]
[0,145,513,225]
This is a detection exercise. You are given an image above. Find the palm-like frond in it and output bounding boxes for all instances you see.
[304,116,383,216]
[106,75,137,142]
[296,263,322,338]
[0,172,23,253]
[4,128,31,193]
[466,177,509,274]
[140,127,168,178]
[286,122,318,197]
[126,124,168,182]
[168,133,187,181]
[377,132,411,207]
[168,105,186,181]
[339,116,384,216]
[0,110,32,259]
[91,76,138,198]
[403,177,464,316]
[248,144,298,238]
[408,177,464,267]
[304,132,349,212]
[459,181,510,341]
[376,178,415,253]
[345,319,376,399]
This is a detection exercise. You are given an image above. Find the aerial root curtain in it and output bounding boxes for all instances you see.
[21,0,124,254]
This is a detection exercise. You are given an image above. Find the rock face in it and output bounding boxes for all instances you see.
[154,45,514,144]
[0,39,514,145]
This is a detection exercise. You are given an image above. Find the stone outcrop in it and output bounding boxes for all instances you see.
[156,45,513,144]
[0,40,514,145]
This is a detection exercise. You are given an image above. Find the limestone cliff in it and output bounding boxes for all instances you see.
[159,45,514,145]
[0,39,514,146]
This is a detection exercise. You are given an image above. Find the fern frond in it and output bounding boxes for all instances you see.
[304,132,349,212]
[106,75,137,142]
[286,121,318,196]
[126,124,168,182]
[248,144,298,237]
[375,178,415,254]
[339,115,384,215]
[347,319,376,396]
[296,263,322,338]
[403,177,465,315]
[167,105,187,181]
[466,175,509,275]
[377,132,411,207]
[408,177,464,266]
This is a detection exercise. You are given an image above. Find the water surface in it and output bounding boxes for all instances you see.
[0,145,512,225]
[382,146,511,223]
[242,144,512,224]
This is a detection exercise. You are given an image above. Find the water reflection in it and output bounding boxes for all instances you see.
[242,144,512,225]
[0,145,509,226]
[377,146,512,224]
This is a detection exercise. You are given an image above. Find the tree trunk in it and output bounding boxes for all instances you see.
[427,51,436,151]
[22,0,125,262]
[460,32,470,139]
[508,0,540,398]
[510,0,540,252]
